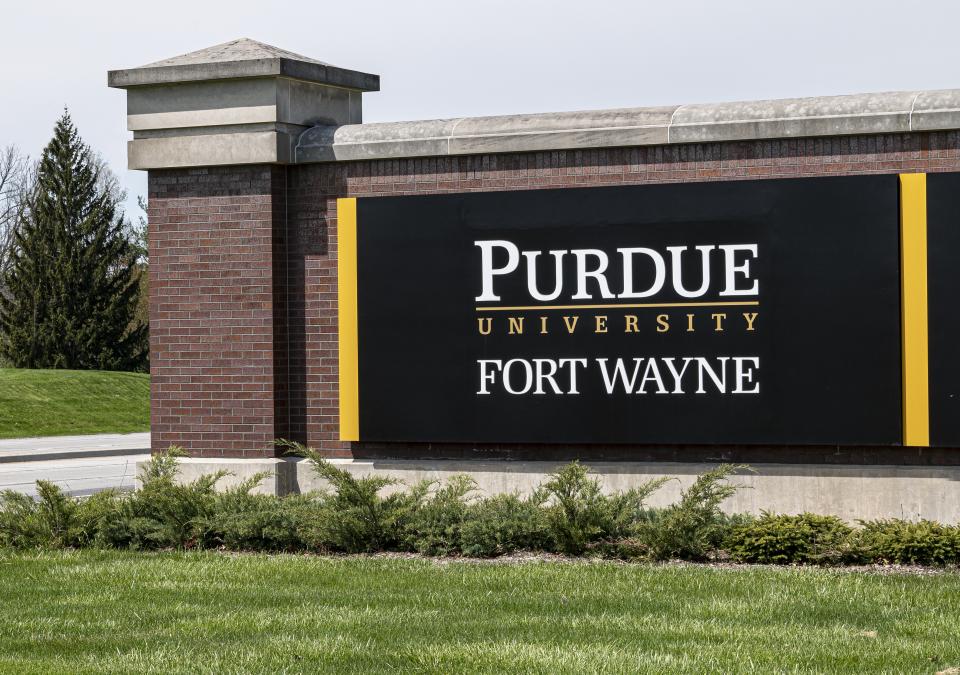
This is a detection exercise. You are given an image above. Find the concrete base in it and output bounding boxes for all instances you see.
[136,457,299,496]
[140,457,960,523]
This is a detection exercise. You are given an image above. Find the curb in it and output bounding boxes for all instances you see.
[0,447,150,464]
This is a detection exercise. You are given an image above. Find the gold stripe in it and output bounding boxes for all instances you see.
[900,173,930,447]
[477,300,760,312]
[337,197,360,441]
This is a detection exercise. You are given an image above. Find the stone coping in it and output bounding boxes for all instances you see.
[296,89,960,163]
[108,38,379,92]
[109,59,379,92]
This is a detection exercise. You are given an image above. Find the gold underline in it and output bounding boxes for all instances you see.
[475,300,760,312]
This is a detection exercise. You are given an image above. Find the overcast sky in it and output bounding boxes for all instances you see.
[3,0,958,217]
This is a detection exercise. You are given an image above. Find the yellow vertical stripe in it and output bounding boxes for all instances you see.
[337,197,360,441]
[899,173,929,447]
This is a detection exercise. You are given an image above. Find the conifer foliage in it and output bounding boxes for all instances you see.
[0,111,147,371]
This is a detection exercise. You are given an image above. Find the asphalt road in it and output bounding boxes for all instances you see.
[0,454,148,497]
[0,433,151,497]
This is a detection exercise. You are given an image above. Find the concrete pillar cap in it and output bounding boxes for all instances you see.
[108,37,379,91]
[107,38,379,170]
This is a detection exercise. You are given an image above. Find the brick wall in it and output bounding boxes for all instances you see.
[152,131,960,462]
[148,165,287,457]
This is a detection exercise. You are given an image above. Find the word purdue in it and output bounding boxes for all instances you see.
[474,239,759,302]
[476,356,760,395]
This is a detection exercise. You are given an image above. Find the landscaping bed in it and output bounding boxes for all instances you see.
[3,445,960,567]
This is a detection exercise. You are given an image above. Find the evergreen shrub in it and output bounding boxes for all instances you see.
[2,444,958,567]
[854,519,960,566]
[726,512,854,564]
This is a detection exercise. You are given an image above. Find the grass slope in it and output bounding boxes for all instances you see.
[0,368,149,438]
[0,551,958,673]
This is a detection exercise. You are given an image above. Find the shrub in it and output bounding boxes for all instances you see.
[459,492,551,557]
[284,441,429,553]
[0,481,91,549]
[7,447,960,569]
[207,493,324,552]
[855,519,960,566]
[726,512,853,564]
[634,464,747,561]
[541,461,667,554]
[75,447,274,551]
[403,475,476,556]
[71,488,126,548]
[32,480,79,547]
[96,448,229,549]
[541,462,605,554]
[0,488,50,548]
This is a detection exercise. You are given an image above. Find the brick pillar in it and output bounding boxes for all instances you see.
[109,39,378,458]
[148,165,290,457]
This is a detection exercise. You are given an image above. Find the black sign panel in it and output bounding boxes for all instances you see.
[355,176,902,445]
[927,172,960,447]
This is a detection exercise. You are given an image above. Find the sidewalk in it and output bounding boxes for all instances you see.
[0,432,151,463]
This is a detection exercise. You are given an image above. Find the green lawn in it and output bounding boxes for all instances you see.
[0,368,149,438]
[0,551,958,673]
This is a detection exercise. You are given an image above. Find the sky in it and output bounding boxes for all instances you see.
[2,0,958,217]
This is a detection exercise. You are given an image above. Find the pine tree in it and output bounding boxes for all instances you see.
[0,110,147,371]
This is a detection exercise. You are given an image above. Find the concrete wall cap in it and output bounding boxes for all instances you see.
[296,88,960,163]
[108,38,379,92]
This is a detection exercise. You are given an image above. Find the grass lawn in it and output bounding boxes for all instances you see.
[0,551,958,673]
[0,368,149,439]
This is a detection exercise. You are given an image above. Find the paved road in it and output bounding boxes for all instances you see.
[0,433,151,497]
[0,454,149,497]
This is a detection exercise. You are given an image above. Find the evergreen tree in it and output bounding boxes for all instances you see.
[0,111,147,371]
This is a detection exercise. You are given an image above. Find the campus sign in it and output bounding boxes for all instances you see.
[338,173,952,447]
